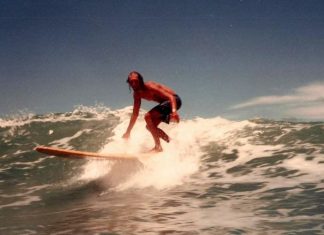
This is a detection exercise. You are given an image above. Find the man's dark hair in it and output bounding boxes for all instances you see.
[126,71,145,88]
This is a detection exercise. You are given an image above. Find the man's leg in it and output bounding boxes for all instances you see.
[147,112,170,143]
[144,110,164,152]
[146,124,170,143]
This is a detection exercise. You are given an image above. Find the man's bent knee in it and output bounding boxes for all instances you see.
[144,113,152,123]
[145,111,160,124]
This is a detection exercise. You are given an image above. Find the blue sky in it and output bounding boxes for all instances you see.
[1,0,324,120]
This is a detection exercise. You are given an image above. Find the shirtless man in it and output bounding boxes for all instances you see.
[122,71,182,152]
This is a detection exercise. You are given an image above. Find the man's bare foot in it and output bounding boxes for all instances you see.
[149,146,163,153]
[159,134,170,143]
[157,129,170,143]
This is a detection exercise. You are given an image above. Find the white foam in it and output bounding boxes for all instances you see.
[77,160,114,181]
[0,104,114,128]
[49,129,92,148]
[0,195,41,209]
[282,154,324,180]
[10,157,49,170]
[0,185,48,209]
[78,109,255,190]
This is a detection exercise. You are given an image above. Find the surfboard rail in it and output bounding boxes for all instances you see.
[35,146,140,160]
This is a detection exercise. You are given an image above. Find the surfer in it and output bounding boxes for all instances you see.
[122,71,182,152]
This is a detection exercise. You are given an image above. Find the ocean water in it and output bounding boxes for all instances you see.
[0,105,323,235]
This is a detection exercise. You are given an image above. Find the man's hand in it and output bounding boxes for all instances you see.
[122,132,130,139]
[170,112,180,123]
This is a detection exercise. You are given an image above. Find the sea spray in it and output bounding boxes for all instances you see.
[85,111,256,190]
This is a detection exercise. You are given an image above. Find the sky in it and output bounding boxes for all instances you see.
[1,0,324,120]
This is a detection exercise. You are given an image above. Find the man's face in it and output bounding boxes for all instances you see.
[128,73,141,91]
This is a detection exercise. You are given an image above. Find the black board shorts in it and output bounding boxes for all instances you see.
[149,94,182,124]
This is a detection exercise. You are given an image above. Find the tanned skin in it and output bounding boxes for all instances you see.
[122,72,180,152]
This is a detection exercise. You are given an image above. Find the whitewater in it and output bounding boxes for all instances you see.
[0,105,323,234]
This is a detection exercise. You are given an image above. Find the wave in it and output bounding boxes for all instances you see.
[1,105,324,234]
[1,105,323,193]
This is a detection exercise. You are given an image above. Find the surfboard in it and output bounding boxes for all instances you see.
[35,146,140,161]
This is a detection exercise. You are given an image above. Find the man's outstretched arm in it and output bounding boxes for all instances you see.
[123,94,141,138]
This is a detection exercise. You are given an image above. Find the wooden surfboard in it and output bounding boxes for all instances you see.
[35,146,141,161]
